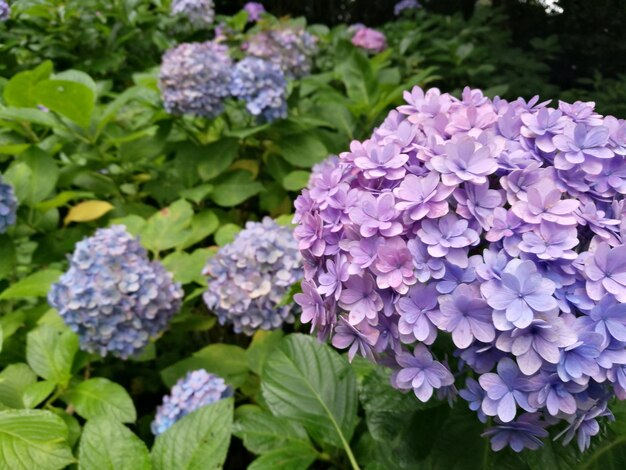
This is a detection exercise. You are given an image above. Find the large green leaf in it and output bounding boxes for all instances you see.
[0,409,74,470]
[234,410,313,455]
[151,398,233,470]
[193,138,239,182]
[26,324,79,386]
[208,171,263,207]
[248,443,318,470]
[279,132,328,168]
[140,199,193,253]
[78,417,151,470]
[246,330,285,376]
[261,334,358,449]
[35,79,95,127]
[3,61,53,107]
[0,363,37,409]
[3,147,58,207]
[0,269,62,300]
[64,378,137,423]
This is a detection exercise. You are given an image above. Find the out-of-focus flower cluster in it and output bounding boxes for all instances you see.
[48,226,183,359]
[294,85,626,452]
[151,369,232,435]
[244,27,317,78]
[243,2,265,22]
[171,0,215,28]
[230,57,287,122]
[351,27,387,53]
[0,175,17,233]
[0,1,9,21]
[159,41,232,118]
[394,0,422,16]
[203,218,303,335]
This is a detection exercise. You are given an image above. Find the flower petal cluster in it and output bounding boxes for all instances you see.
[351,27,387,53]
[243,2,265,22]
[244,27,317,78]
[171,0,215,28]
[151,369,232,435]
[159,41,232,118]
[0,175,17,233]
[203,217,303,335]
[394,0,422,16]
[229,57,287,123]
[294,85,626,452]
[0,1,9,21]
[48,226,183,359]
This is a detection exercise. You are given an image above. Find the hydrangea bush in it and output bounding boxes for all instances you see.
[294,85,626,452]
[0,175,17,233]
[151,369,232,435]
[48,225,183,359]
[203,217,303,335]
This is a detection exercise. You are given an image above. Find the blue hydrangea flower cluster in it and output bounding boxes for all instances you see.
[171,0,214,28]
[48,225,183,359]
[230,57,287,123]
[203,217,303,335]
[151,369,232,435]
[0,175,17,233]
[159,41,232,118]
[394,0,422,16]
[0,1,9,21]
[294,86,626,453]
[243,27,317,78]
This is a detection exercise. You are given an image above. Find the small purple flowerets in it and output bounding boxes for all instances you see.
[203,218,303,335]
[0,1,10,21]
[159,41,232,118]
[0,175,18,233]
[394,0,422,16]
[294,86,626,453]
[48,226,183,359]
[351,27,387,54]
[151,369,232,435]
[171,0,215,28]
[243,27,317,78]
[243,2,265,22]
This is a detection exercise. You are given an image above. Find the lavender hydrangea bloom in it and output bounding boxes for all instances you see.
[48,226,183,359]
[159,41,232,117]
[351,27,387,53]
[171,0,215,28]
[230,57,287,122]
[394,0,421,15]
[203,218,302,335]
[332,316,379,362]
[0,1,9,21]
[243,2,265,21]
[294,85,626,452]
[151,370,232,435]
[0,176,18,233]
[391,344,454,401]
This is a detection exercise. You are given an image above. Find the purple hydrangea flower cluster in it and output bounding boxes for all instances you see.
[243,27,317,78]
[243,2,265,22]
[159,41,232,118]
[48,226,183,359]
[294,86,626,452]
[229,57,287,123]
[351,27,387,54]
[0,175,17,233]
[0,1,9,21]
[171,0,215,28]
[394,0,422,16]
[203,218,303,335]
[151,369,232,435]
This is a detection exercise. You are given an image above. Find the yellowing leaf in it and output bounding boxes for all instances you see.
[64,200,114,225]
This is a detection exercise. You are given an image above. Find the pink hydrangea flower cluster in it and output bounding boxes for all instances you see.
[351,27,387,53]
[294,86,626,452]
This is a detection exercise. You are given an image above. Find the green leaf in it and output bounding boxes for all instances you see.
[141,199,193,253]
[0,364,37,409]
[282,171,311,191]
[151,398,233,470]
[22,380,56,409]
[180,210,219,250]
[78,417,151,470]
[234,411,312,455]
[214,223,241,246]
[0,409,74,470]
[162,248,211,285]
[279,132,328,168]
[26,325,79,385]
[208,171,263,207]
[261,334,358,449]
[3,61,53,107]
[248,443,317,470]
[246,330,285,376]
[64,378,137,423]
[35,79,95,127]
[194,138,239,182]
[4,147,59,206]
[0,269,62,299]
[160,344,249,389]
[0,107,60,128]
[0,234,16,281]
[110,214,146,237]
